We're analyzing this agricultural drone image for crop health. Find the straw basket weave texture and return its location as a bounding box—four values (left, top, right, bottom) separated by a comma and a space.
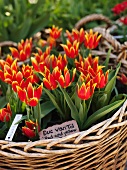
0, 99, 127, 170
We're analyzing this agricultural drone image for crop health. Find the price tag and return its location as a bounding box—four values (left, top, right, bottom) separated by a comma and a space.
5, 114, 22, 141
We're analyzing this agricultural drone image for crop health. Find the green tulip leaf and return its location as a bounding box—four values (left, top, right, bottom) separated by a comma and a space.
104, 63, 121, 105
59, 85, 80, 124
0, 96, 8, 109
84, 97, 125, 129
43, 88, 64, 118
109, 94, 126, 104
102, 48, 111, 72
40, 101, 55, 119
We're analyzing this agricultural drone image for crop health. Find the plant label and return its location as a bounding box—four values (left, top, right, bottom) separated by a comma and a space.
5, 114, 22, 141
39, 120, 79, 140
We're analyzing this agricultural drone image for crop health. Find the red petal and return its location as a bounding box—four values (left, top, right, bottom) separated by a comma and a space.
43, 78, 52, 90
58, 75, 65, 88
34, 84, 43, 99
6, 55, 13, 65
31, 57, 39, 72
12, 81, 19, 92
22, 127, 35, 138
49, 74, 57, 89
25, 120, 36, 130
28, 98, 38, 107
20, 51, 27, 61
25, 43, 31, 57
17, 86, 27, 102
27, 83, 34, 98
64, 71, 70, 87
99, 74, 105, 88
9, 47, 19, 58
16, 71, 23, 84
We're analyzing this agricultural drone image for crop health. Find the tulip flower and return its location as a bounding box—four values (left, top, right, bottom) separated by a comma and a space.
46, 25, 62, 48
112, 1, 127, 15
43, 66, 76, 90
22, 120, 40, 138
77, 79, 96, 100
84, 29, 101, 49
117, 73, 127, 85
0, 103, 12, 122
66, 28, 85, 44
43, 67, 60, 90
93, 70, 109, 89
31, 47, 51, 72
4, 59, 18, 85
75, 55, 104, 77
21, 64, 39, 84
45, 54, 67, 70
61, 40, 79, 58
58, 66, 76, 88
17, 82, 43, 107
49, 25, 62, 39
0, 56, 17, 82
9, 38, 32, 61
12, 72, 33, 93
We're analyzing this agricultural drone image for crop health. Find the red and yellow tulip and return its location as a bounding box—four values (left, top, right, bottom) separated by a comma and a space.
43, 66, 76, 90
77, 79, 96, 100
58, 66, 76, 88
117, 73, 127, 85
17, 82, 43, 107
31, 47, 51, 72
10, 38, 32, 61
66, 28, 85, 44
45, 54, 67, 71
0, 103, 12, 122
22, 120, 40, 138
61, 40, 79, 58
93, 70, 109, 89
21, 64, 39, 84
49, 25, 62, 39
43, 67, 60, 90
84, 29, 101, 49
4, 59, 18, 85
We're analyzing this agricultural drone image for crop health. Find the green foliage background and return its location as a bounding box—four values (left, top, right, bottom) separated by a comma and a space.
0, 0, 124, 42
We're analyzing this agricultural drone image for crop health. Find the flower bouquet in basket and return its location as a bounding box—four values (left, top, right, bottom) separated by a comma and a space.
0, 25, 127, 170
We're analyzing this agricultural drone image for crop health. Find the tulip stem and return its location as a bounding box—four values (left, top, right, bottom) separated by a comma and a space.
37, 102, 41, 127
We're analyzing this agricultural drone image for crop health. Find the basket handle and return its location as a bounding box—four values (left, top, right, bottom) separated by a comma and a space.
0, 41, 17, 48
75, 14, 112, 30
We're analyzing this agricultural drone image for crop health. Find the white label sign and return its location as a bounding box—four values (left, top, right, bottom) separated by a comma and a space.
39, 120, 79, 140
5, 114, 22, 141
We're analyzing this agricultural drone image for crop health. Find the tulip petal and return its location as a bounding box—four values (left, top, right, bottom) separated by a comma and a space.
22, 127, 35, 138
17, 86, 27, 102
34, 83, 43, 99
27, 83, 34, 98
28, 98, 38, 107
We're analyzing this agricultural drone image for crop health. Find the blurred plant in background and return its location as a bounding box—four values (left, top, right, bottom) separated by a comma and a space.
0, 0, 50, 42
44, 0, 123, 31
111, 0, 127, 43
0, 0, 124, 44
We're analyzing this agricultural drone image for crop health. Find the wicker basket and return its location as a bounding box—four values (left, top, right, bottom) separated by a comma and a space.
0, 99, 127, 170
